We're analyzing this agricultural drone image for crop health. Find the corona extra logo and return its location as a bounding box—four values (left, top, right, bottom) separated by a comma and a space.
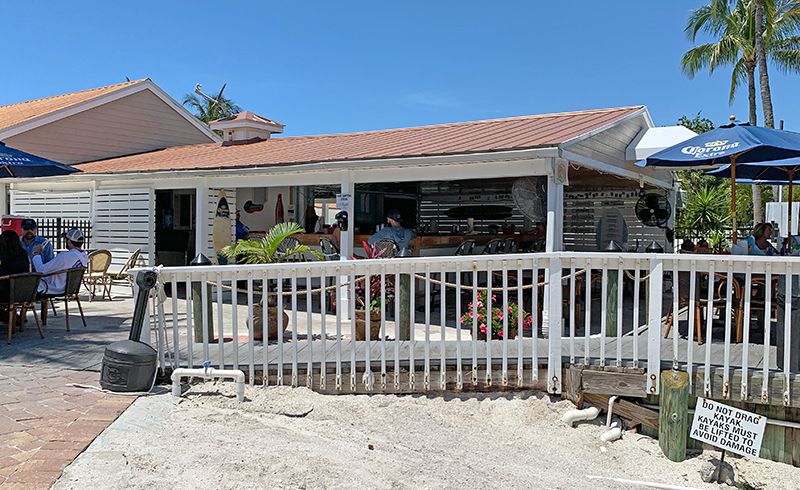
681, 140, 740, 158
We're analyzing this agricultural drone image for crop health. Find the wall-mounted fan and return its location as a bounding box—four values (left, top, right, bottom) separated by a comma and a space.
635, 192, 671, 228
511, 176, 547, 223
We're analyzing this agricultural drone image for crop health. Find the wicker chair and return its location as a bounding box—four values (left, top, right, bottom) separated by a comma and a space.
106, 249, 141, 298
3, 272, 43, 344
85, 250, 112, 300
40, 267, 87, 332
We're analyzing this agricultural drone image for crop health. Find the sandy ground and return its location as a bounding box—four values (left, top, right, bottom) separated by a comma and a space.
54, 382, 800, 490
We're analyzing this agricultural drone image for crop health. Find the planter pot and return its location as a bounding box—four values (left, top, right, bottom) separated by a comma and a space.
474, 327, 517, 341
249, 304, 290, 341
355, 308, 382, 341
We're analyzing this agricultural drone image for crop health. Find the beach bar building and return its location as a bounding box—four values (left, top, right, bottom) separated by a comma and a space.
9, 81, 800, 466
0, 80, 685, 268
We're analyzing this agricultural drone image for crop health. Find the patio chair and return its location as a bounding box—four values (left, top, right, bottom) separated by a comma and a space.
481, 238, 503, 255
663, 271, 742, 344
3, 272, 43, 344
502, 238, 517, 254
106, 249, 141, 298
40, 267, 87, 332
454, 239, 475, 256
84, 250, 112, 301
276, 236, 302, 261
319, 236, 340, 260
372, 239, 398, 258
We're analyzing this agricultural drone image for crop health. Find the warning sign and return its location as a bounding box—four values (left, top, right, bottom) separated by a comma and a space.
690, 397, 767, 460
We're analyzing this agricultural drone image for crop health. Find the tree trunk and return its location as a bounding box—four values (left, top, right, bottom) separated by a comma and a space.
753, 184, 763, 225
747, 65, 764, 224
747, 66, 757, 126
755, 0, 775, 129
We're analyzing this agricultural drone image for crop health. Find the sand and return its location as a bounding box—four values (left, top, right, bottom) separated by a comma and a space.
54, 381, 800, 490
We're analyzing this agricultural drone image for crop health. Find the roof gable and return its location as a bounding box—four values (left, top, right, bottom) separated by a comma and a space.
0, 80, 220, 164
75, 106, 647, 174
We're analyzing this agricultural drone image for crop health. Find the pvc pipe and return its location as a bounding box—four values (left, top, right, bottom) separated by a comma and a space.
171, 364, 245, 402
606, 395, 618, 427
600, 418, 622, 442
562, 406, 600, 426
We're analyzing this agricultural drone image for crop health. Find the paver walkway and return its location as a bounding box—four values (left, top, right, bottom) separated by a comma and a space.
0, 289, 139, 489
0, 367, 136, 489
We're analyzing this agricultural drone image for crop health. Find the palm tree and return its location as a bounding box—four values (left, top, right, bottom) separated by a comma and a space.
221, 222, 323, 264
681, 0, 800, 223
181, 85, 242, 125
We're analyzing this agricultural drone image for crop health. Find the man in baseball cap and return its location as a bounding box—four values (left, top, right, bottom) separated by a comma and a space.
367, 209, 416, 253
20, 218, 54, 264
32, 228, 88, 294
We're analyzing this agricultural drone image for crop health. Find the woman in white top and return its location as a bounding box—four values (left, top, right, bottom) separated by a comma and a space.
745, 222, 775, 255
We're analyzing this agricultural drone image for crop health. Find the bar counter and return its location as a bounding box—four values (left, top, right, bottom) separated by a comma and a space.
285, 233, 544, 250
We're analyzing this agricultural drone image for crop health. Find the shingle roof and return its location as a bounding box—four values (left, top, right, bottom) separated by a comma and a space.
75, 106, 645, 175
0, 80, 147, 132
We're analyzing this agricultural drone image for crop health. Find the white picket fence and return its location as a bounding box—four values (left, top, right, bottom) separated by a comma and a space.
143, 252, 799, 401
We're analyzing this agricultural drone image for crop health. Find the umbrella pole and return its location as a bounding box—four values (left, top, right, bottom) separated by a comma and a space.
789, 173, 794, 247
731, 158, 737, 244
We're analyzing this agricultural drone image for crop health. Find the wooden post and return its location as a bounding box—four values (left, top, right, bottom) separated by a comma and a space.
659, 370, 690, 462
606, 270, 618, 337
398, 273, 410, 340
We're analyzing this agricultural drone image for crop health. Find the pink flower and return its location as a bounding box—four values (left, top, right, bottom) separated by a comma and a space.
497, 312, 504, 320
507, 306, 513, 312
498, 329, 504, 337
479, 324, 487, 333
477, 301, 483, 308
492, 295, 497, 301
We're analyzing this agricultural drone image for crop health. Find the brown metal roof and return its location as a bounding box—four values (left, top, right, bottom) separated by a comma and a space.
75, 106, 645, 175
0, 80, 147, 133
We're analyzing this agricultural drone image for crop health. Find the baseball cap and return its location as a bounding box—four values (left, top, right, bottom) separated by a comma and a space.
386, 210, 403, 223
62, 228, 84, 243
20, 218, 37, 230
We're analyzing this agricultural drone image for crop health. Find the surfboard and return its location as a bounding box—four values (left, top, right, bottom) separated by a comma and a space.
212, 189, 231, 264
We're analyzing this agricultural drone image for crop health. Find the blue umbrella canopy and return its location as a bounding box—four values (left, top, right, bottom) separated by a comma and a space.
0, 142, 81, 177
705, 159, 800, 182
641, 121, 800, 242
640, 122, 800, 168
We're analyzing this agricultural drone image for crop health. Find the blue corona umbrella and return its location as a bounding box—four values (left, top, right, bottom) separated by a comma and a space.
0, 142, 81, 177
639, 120, 800, 241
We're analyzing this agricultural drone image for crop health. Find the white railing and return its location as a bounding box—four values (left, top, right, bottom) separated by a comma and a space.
143, 252, 799, 401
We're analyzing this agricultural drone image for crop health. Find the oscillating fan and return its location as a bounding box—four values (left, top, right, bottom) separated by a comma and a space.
635, 193, 671, 228
511, 176, 547, 223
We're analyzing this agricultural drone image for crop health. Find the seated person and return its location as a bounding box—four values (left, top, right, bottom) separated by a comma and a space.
0, 230, 32, 306
367, 210, 416, 253
32, 228, 89, 294
235, 210, 250, 241
744, 222, 775, 255
20, 218, 54, 264
331, 223, 341, 251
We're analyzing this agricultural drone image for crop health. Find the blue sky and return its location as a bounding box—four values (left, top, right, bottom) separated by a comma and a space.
3, 1, 799, 136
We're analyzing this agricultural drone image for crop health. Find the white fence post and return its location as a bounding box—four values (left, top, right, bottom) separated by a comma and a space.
547, 255, 562, 394
647, 257, 663, 395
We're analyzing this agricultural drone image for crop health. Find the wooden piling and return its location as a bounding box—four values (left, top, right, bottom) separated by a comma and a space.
659, 370, 690, 462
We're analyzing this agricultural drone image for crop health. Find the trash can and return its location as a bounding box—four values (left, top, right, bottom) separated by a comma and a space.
1, 215, 25, 235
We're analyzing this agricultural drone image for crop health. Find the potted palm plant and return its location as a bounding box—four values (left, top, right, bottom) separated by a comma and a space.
221, 222, 323, 340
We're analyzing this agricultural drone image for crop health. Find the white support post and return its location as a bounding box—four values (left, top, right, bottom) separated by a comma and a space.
195, 180, 208, 260
647, 258, 663, 395
547, 256, 563, 394
546, 171, 564, 252
339, 171, 355, 318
